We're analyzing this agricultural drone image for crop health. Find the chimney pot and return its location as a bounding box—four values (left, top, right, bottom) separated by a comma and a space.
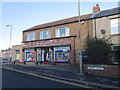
92, 4, 100, 14
96, 4, 99, 7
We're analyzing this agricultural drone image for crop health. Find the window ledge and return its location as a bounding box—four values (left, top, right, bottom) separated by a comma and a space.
22, 35, 76, 43
111, 34, 120, 36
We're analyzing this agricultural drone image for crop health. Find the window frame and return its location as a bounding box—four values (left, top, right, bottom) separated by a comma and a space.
55, 27, 69, 37
26, 32, 36, 41
110, 18, 120, 35
40, 30, 51, 40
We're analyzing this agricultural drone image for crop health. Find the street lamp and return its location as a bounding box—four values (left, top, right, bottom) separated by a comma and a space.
78, 0, 83, 75
6, 25, 12, 63
6, 25, 12, 49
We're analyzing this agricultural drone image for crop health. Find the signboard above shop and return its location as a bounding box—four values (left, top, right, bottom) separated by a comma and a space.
23, 38, 74, 48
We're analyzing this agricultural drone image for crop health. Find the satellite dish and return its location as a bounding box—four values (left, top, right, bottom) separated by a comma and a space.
101, 29, 106, 34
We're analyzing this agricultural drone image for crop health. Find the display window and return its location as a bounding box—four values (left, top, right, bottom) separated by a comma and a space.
15, 50, 20, 61
25, 49, 36, 61
26, 52, 36, 61
54, 47, 70, 62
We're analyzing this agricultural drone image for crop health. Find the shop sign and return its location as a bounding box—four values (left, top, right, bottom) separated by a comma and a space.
36, 40, 69, 45
25, 39, 71, 46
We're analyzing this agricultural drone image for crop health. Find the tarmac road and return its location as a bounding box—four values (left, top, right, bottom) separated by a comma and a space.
2, 68, 91, 89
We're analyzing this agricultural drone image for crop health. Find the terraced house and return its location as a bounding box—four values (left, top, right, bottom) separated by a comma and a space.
89, 6, 120, 64
22, 5, 120, 65
22, 13, 93, 65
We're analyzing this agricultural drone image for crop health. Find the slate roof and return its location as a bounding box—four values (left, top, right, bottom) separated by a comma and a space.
90, 7, 120, 19
23, 14, 92, 32
23, 7, 120, 32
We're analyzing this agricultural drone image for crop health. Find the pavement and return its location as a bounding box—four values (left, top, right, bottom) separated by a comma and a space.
2, 63, 120, 89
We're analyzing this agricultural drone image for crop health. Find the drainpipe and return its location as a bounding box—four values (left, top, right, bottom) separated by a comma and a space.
87, 20, 90, 39
94, 19, 97, 38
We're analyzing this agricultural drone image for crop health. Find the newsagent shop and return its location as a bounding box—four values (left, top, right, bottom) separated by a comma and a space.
22, 36, 76, 65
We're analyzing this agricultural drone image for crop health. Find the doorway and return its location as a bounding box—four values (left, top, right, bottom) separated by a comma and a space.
37, 48, 53, 64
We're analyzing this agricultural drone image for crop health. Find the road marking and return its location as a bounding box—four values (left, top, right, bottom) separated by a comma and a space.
2, 67, 101, 89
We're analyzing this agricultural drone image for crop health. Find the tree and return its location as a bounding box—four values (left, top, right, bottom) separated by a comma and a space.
84, 37, 112, 64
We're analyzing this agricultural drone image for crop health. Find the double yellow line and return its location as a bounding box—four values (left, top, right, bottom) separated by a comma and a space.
2, 67, 101, 89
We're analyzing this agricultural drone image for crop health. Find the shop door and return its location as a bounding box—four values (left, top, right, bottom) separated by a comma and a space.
37, 48, 53, 64
37, 49, 42, 62
44, 48, 49, 64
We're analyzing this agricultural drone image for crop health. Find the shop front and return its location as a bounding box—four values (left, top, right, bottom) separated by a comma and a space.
25, 49, 36, 62
54, 47, 70, 63
23, 36, 76, 65
37, 48, 53, 64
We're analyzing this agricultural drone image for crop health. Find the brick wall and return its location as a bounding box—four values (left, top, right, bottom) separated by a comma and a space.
84, 64, 120, 78
22, 19, 93, 65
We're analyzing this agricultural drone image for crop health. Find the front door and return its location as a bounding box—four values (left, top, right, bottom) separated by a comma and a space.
37, 49, 42, 62
37, 48, 53, 64
44, 48, 49, 62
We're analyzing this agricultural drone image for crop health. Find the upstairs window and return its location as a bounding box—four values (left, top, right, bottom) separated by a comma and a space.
40, 30, 50, 39
55, 27, 69, 37
26, 33, 36, 41
110, 18, 120, 35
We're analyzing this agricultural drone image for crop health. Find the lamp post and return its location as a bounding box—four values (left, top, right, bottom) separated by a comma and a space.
6, 25, 12, 49
78, 0, 83, 75
6, 25, 12, 63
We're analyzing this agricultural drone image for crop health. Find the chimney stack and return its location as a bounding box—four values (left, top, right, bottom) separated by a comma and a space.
92, 4, 100, 14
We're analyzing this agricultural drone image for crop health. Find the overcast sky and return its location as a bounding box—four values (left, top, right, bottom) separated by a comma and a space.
0, 0, 119, 50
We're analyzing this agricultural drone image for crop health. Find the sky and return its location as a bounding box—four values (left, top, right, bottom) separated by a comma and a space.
0, 0, 119, 51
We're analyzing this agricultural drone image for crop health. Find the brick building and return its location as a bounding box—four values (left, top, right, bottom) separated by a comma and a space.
12, 45, 23, 63
22, 4, 119, 65
22, 14, 93, 65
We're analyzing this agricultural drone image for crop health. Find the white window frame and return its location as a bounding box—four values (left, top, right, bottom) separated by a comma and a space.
55, 27, 69, 37
40, 30, 51, 39
26, 33, 36, 41
110, 18, 120, 35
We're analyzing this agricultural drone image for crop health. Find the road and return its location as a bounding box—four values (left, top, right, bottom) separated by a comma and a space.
2, 68, 90, 89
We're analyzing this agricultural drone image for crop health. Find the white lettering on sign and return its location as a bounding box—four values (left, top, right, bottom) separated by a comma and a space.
26, 40, 70, 46
87, 67, 104, 70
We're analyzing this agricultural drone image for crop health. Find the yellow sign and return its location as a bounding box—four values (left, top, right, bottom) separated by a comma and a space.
16, 54, 20, 60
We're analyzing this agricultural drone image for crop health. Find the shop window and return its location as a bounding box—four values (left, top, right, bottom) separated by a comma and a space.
26, 32, 36, 41
55, 27, 69, 37
15, 50, 20, 61
40, 30, 51, 39
54, 47, 70, 62
25, 49, 36, 61
56, 51, 63, 60
26, 52, 35, 61
110, 18, 120, 35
